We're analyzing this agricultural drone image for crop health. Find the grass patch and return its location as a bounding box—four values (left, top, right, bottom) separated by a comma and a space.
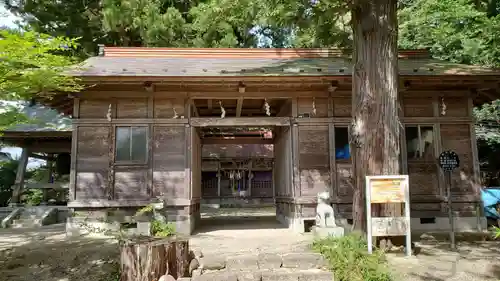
312, 233, 393, 281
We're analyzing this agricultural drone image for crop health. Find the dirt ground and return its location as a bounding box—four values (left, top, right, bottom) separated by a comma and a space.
388, 233, 500, 281
0, 224, 120, 281
0, 209, 499, 281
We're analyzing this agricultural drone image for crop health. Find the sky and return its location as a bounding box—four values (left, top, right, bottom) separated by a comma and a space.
0, 5, 18, 28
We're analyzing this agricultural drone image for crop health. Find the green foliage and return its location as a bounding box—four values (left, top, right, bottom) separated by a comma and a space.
22, 189, 43, 206
150, 220, 176, 237
399, 0, 500, 67
4, 0, 105, 57
135, 204, 176, 237
0, 30, 84, 130
312, 233, 393, 281
0, 158, 49, 206
0, 103, 30, 132
0, 158, 17, 206
474, 100, 500, 145
493, 226, 500, 239
136, 204, 154, 215
101, 0, 191, 47
0, 30, 83, 99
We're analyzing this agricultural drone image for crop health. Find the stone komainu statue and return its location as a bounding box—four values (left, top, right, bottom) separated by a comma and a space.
315, 191, 336, 227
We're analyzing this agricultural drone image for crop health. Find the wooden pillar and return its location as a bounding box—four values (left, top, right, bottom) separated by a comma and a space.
328, 124, 336, 200
41, 154, 54, 205
291, 123, 300, 197
248, 160, 253, 197
217, 162, 221, 197
10, 148, 30, 206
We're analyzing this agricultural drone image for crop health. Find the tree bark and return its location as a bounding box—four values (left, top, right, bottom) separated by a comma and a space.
350, 0, 402, 236
119, 237, 189, 281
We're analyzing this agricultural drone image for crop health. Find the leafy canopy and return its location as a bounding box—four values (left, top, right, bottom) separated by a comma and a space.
0, 30, 83, 130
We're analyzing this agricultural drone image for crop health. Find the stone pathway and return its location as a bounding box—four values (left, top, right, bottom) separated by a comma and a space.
185, 207, 334, 281
191, 207, 311, 257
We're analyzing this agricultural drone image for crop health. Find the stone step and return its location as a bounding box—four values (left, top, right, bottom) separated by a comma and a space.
18, 214, 39, 220
199, 252, 328, 271
11, 219, 41, 228
189, 252, 332, 281
190, 268, 334, 281
23, 207, 53, 216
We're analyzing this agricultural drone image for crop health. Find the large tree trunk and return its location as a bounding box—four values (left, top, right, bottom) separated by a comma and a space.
120, 237, 190, 281
350, 0, 402, 237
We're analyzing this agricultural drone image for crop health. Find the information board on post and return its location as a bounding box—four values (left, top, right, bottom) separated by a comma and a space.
438, 150, 460, 250
365, 175, 411, 256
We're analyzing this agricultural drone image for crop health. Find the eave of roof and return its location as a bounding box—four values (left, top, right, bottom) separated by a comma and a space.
67, 47, 500, 78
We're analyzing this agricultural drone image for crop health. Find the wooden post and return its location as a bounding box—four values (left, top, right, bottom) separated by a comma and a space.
328, 124, 337, 200
120, 237, 190, 281
42, 154, 54, 205
10, 148, 30, 206
217, 162, 221, 198
248, 160, 253, 197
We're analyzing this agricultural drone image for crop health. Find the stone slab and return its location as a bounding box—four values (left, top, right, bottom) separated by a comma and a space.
312, 226, 345, 238
281, 253, 326, 270
192, 270, 238, 281
200, 255, 226, 270
261, 269, 334, 281
226, 254, 259, 270
236, 270, 263, 281
298, 270, 334, 281
258, 253, 283, 269
261, 270, 301, 281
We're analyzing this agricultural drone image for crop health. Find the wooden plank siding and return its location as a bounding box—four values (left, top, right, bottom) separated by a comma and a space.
70, 87, 479, 219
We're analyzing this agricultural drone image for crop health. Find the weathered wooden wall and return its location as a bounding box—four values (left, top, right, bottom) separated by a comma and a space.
75, 126, 109, 200
152, 126, 186, 199
298, 125, 330, 197
71, 87, 479, 224
284, 93, 477, 221
72, 97, 190, 205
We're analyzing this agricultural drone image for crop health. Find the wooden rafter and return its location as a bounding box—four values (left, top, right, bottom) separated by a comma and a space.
236, 97, 244, 117
190, 99, 199, 117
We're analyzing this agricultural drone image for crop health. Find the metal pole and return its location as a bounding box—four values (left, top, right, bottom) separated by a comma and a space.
446, 171, 456, 250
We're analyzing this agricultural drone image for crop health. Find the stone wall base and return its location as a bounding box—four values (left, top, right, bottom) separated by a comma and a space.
66, 203, 201, 237
276, 201, 487, 234
410, 216, 487, 232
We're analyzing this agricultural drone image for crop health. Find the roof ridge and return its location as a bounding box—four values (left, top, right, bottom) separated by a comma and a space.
99, 46, 429, 59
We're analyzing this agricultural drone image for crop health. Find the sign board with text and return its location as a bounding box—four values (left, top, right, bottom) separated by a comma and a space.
369, 177, 406, 203
366, 175, 412, 256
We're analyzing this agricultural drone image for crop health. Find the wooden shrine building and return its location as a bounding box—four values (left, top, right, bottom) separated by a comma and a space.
30, 47, 500, 235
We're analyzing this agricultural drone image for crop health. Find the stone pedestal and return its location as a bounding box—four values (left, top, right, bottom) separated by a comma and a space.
312, 226, 345, 238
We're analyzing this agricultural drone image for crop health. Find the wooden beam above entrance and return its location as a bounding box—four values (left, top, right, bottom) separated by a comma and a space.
190, 117, 290, 127
202, 137, 274, 145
